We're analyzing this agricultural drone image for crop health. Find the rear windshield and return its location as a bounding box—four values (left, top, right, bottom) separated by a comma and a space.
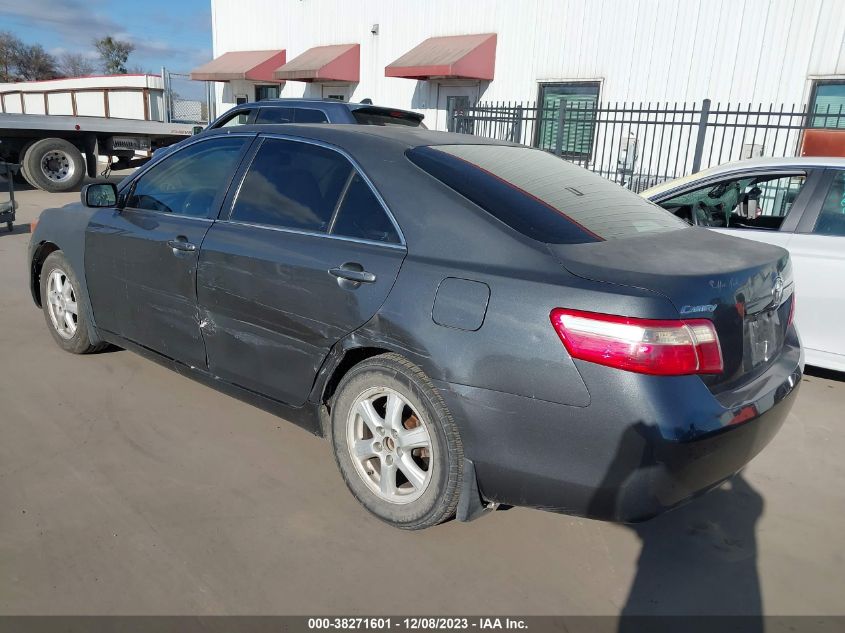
406, 144, 687, 243
352, 107, 425, 128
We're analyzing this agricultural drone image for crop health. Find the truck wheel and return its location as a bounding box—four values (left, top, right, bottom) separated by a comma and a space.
15, 140, 36, 184
23, 138, 86, 193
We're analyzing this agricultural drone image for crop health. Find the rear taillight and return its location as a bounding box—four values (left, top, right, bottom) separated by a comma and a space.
550, 308, 724, 376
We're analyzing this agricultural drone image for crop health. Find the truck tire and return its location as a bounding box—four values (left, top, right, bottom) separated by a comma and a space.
16, 140, 37, 184
22, 138, 86, 193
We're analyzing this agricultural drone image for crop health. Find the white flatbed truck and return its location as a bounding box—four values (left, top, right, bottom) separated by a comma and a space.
0, 75, 201, 192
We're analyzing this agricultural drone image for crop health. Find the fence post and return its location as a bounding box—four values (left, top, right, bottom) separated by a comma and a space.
691, 98, 711, 173
554, 102, 567, 156
161, 66, 171, 124
513, 105, 523, 143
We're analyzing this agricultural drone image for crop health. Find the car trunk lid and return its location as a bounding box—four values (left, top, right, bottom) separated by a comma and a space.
547, 227, 794, 388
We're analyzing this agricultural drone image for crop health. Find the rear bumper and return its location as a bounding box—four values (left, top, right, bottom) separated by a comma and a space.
436, 329, 802, 522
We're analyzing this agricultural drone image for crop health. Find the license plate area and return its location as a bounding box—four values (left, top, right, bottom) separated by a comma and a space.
745, 309, 783, 368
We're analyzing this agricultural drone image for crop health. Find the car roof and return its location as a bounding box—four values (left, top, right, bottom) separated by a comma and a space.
202, 123, 513, 150
642, 155, 845, 198
231, 98, 421, 117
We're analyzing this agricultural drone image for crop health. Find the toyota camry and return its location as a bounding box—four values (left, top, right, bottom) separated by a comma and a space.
28, 125, 802, 529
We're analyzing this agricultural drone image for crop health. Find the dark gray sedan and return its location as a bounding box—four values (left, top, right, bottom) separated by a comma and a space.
28, 125, 801, 529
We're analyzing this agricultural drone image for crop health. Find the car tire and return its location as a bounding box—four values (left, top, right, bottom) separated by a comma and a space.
40, 251, 106, 354
330, 353, 464, 530
22, 138, 86, 193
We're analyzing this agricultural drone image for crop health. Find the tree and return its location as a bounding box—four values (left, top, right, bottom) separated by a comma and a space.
14, 44, 58, 81
57, 52, 97, 78
94, 36, 134, 75
0, 31, 23, 82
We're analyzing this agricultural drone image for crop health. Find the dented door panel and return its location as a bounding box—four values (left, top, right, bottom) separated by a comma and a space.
85, 208, 212, 368
197, 222, 405, 406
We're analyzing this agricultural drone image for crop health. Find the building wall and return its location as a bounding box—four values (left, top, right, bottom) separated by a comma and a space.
210, 0, 845, 128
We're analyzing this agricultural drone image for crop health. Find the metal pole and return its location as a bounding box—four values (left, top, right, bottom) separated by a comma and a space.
691, 98, 711, 173
513, 105, 523, 143
207, 81, 215, 123
555, 101, 566, 156
161, 66, 171, 123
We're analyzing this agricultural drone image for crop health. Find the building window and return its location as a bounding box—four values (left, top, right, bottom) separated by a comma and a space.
255, 85, 280, 101
536, 82, 600, 157
809, 80, 845, 129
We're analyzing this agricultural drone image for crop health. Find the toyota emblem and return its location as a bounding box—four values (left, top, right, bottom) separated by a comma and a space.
772, 275, 785, 309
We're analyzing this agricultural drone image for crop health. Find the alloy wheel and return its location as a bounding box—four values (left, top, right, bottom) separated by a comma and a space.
346, 387, 434, 504
46, 269, 78, 340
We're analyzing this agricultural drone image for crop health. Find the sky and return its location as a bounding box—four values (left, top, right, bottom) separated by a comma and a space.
0, 0, 213, 75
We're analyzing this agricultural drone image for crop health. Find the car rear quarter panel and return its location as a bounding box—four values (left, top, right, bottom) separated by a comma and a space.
329, 145, 682, 407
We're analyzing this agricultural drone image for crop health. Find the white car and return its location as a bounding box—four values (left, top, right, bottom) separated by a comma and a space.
643, 157, 845, 372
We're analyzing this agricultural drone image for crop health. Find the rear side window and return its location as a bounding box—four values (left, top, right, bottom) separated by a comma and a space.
231, 138, 348, 231
255, 107, 293, 124
331, 173, 400, 244
352, 108, 424, 127
230, 138, 400, 244
294, 108, 328, 123
407, 145, 687, 243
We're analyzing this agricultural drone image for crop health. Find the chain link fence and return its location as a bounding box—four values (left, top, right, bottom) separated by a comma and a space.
162, 69, 213, 125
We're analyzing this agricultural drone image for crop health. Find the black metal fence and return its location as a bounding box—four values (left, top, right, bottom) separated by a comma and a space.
450, 100, 845, 192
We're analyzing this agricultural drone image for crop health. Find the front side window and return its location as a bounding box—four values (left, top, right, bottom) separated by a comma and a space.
407, 144, 686, 243
809, 81, 845, 129
660, 174, 807, 230
127, 136, 248, 217
813, 171, 845, 236
536, 82, 600, 157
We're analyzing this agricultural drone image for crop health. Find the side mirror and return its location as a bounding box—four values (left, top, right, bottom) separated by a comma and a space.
192, 125, 204, 135
81, 182, 118, 208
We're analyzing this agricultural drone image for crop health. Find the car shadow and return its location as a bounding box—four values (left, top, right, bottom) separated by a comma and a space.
0, 222, 32, 238
589, 423, 764, 630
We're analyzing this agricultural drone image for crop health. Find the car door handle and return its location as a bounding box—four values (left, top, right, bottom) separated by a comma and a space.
167, 238, 196, 252
329, 264, 376, 284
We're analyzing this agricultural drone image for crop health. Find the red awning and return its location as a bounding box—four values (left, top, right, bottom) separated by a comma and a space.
273, 44, 360, 83
385, 34, 497, 81
190, 50, 286, 82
